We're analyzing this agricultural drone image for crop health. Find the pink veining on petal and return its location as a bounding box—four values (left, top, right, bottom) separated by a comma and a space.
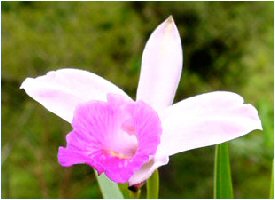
57, 94, 162, 183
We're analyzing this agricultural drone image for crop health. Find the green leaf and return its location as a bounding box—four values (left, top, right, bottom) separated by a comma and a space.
146, 169, 159, 199
214, 143, 234, 199
95, 171, 124, 199
270, 160, 274, 199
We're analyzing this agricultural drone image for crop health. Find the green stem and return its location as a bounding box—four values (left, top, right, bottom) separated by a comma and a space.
118, 184, 130, 199
129, 190, 141, 199
270, 160, 274, 199
214, 143, 234, 199
146, 169, 159, 199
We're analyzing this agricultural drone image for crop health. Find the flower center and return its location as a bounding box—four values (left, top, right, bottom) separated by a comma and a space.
106, 126, 138, 160
109, 151, 132, 159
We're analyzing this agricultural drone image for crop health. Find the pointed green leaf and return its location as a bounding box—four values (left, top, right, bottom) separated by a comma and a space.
146, 169, 159, 199
214, 143, 234, 199
95, 171, 124, 199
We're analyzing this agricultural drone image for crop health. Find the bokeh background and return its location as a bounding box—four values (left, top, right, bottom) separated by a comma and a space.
2, 1, 274, 198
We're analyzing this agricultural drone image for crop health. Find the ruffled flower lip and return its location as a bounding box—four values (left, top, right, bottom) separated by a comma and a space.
58, 94, 162, 183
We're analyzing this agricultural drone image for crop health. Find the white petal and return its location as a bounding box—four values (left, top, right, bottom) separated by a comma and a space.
20, 68, 130, 123
136, 16, 183, 111
157, 91, 262, 157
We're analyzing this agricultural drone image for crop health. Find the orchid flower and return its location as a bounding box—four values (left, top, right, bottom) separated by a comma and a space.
20, 16, 262, 186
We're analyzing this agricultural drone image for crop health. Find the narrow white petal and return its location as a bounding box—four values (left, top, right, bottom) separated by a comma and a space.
20, 68, 130, 122
157, 91, 262, 157
136, 16, 183, 111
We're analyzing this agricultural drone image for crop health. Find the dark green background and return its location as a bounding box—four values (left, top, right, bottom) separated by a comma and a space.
2, 1, 274, 198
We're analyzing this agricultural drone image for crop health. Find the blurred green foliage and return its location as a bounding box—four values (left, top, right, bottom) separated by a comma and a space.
2, 1, 273, 198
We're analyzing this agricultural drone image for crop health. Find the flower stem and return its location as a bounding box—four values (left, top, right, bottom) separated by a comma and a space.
129, 190, 141, 199
270, 160, 274, 199
146, 169, 159, 199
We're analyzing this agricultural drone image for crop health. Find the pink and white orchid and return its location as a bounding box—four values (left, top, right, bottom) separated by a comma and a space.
20, 16, 262, 186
